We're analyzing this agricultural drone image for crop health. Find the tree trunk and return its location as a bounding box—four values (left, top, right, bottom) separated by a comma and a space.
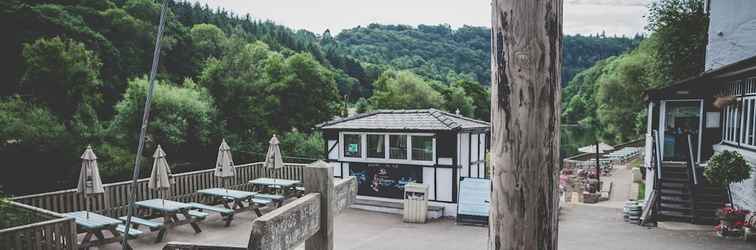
489, 0, 562, 249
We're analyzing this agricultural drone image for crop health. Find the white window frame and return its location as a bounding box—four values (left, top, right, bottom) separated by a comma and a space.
340, 133, 364, 160
339, 131, 436, 166
365, 133, 388, 159
722, 96, 756, 150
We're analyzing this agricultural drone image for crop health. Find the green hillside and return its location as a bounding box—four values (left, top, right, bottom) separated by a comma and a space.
334, 24, 643, 86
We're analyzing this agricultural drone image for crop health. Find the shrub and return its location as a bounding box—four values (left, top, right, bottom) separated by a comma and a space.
704, 150, 751, 187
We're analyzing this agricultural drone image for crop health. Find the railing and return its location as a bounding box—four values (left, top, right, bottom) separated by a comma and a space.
685, 133, 698, 223
0, 201, 77, 249
11, 162, 307, 217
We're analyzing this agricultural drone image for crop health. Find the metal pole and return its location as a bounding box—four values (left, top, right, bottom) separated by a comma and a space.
122, 0, 168, 248
596, 141, 600, 193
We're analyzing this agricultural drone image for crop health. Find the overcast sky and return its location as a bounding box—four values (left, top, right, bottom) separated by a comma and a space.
192, 0, 650, 36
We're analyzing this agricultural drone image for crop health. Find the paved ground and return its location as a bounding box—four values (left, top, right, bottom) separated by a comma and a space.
99, 205, 754, 250
96, 166, 753, 250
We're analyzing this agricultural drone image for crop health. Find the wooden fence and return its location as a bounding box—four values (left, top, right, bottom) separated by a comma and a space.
11, 162, 307, 217
0, 201, 77, 250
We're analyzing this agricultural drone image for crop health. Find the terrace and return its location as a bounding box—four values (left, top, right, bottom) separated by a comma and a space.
1, 161, 357, 249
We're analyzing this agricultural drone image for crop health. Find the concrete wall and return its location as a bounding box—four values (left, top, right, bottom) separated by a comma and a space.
705, 0, 756, 71
712, 144, 756, 211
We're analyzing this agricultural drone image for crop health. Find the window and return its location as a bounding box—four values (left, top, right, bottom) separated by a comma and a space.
722, 96, 756, 148
367, 134, 385, 158
343, 134, 361, 158
411, 136, 434, 161
389, 135, 407, 159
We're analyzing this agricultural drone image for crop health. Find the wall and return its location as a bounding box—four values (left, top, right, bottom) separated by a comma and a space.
713, 144, 756, 211
705, 0, 756, 71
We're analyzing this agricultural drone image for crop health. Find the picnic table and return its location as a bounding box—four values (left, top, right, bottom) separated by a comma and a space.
196, 188, 268, 216
65, 211, 135, 249
249, 178, 301, 197
134, 199, 203, 242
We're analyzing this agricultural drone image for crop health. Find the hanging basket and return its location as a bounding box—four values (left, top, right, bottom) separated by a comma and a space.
713, 96, 737, 109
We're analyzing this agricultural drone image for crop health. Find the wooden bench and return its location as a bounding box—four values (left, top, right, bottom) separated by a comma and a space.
190, 203, 235, 227
115, 224, 144, 238
254, 194, 285, 207
188, 210, 209, 220
119, 216, 167, 243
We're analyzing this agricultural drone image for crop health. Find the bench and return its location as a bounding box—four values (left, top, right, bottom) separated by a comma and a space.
119, 216, 164, 231
188, 210, 209, 220
190, 203, 234, 226
254, 194, 285, 206
119, 216, 166, 243
115, 224, 144, 238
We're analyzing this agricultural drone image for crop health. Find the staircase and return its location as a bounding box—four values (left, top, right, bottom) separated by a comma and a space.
657, 161, 728, 225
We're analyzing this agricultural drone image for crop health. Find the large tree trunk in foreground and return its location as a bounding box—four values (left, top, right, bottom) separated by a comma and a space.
489, 0, 562, 249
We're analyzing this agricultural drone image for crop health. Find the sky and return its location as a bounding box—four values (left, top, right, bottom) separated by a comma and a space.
192, 0, 650, 37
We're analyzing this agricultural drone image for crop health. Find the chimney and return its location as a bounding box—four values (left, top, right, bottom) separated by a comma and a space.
455, 109, 461, 115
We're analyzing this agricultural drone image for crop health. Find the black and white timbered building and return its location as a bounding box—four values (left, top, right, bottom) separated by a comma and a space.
316, 109, 489, 208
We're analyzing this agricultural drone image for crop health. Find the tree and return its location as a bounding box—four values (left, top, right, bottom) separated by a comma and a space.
369, 70, 445, 110
20, 37, 103, 122
190, 23, 227, 68
646, 0, 709, 82
490, 0, 561, 249
437, 83, 474, 117
110, 77, 220, 164
278, 131, 325, 160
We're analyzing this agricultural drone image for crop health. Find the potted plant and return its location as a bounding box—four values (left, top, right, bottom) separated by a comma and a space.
704, 150, 751, 202
705, 150, 752, 237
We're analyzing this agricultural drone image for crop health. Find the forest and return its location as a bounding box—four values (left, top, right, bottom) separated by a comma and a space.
0, 0, 703, 195
562, 0, 708, 149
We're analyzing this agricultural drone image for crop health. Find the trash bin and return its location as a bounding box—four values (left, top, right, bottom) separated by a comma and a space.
403, 182, 428, 223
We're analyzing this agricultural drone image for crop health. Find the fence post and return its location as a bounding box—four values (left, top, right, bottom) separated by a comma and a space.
304, 161, 334, 250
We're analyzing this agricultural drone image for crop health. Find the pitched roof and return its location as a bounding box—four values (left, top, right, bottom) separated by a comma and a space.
317, 109, 489, 131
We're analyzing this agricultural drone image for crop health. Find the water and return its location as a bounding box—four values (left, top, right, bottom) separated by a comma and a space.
561, 126, 598, 159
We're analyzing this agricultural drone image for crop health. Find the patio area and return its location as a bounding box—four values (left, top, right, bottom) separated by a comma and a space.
88, 204, 754, 250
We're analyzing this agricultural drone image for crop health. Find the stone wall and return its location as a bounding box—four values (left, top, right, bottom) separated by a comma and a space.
248, 194, 321, 250
705, 0, 756, 70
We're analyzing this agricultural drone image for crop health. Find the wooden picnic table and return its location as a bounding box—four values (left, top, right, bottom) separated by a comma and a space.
134, 199, 203, 242
196, 188, 268, 216
64, 211, 132, 249
249, 178, 302, 198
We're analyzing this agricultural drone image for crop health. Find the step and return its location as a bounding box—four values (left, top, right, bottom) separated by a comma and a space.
660, 189, 691, 196
661, 178, 690, 183
660, 203, 692, 212
660, 182, 688, 189
659, 210, 693, 218
660, 196, 691, 204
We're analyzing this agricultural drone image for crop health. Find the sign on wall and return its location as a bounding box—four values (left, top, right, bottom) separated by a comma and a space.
349, 163, 423, 199
706, 112, 720, 128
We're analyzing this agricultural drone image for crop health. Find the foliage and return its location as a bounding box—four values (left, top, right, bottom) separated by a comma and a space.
646, 0, 709, 82
354, 97, 372, 114
20, 37, 103, 121
369, 70, 445, 110
0, 195, 42, 230
704, 151, 752, 187
278, 131, 325, 160
110, 77, 220, 165
336, 23, 642, 86
0, 97, 67, 148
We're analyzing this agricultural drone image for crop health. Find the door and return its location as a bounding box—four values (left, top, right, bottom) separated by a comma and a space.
659, 100, 703, 162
